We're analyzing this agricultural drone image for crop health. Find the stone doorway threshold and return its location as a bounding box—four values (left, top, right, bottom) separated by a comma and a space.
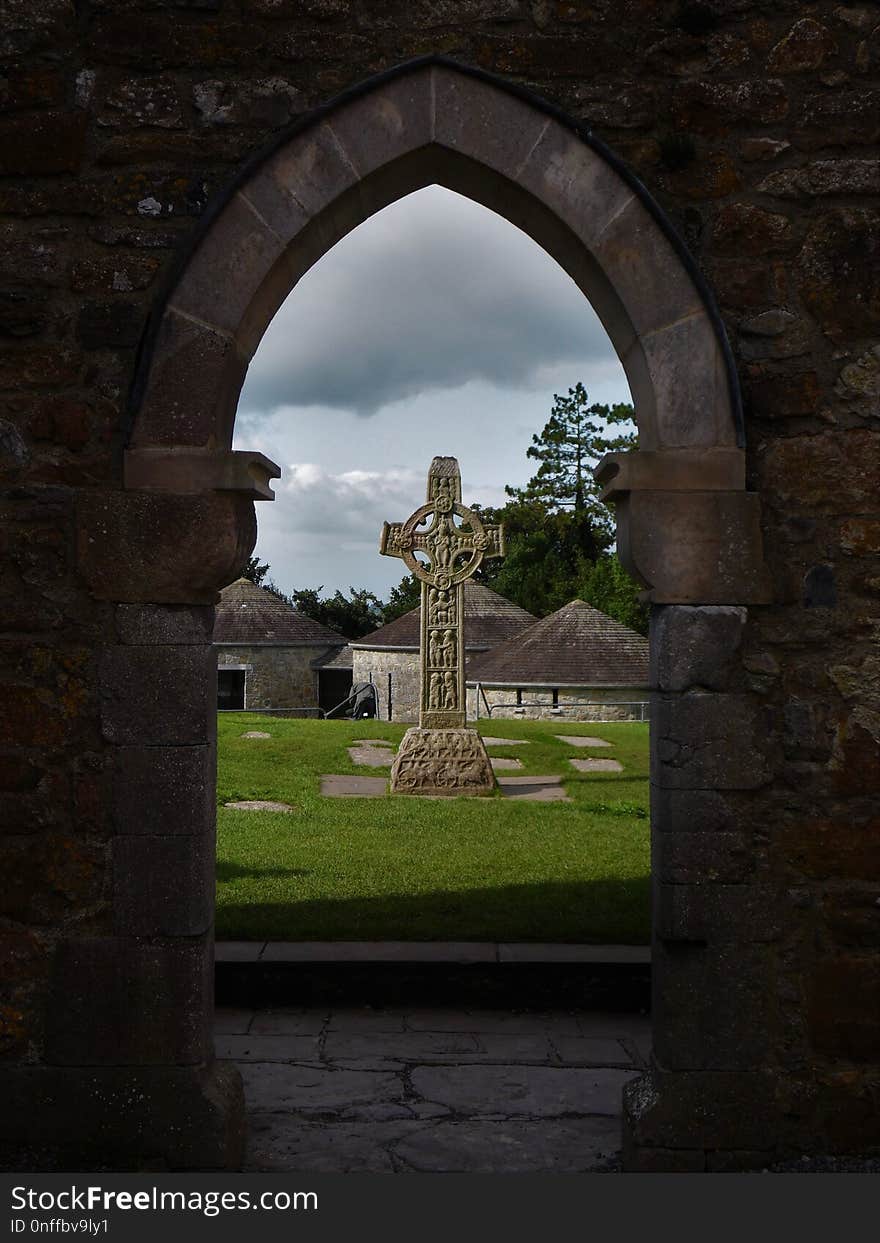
216, 1002, 649, 1172
215, 944, 652, 1012
217, 941, 650, 964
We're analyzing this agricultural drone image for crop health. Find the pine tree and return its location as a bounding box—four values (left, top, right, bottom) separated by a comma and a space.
505, 382, 635, 528
242, 554, 270, 585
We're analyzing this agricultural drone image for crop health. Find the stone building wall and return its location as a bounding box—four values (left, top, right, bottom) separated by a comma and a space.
217, 645, 324, 712
351, 649, 419, 722
0, 0, 878, 1172
468, 684, 649, 722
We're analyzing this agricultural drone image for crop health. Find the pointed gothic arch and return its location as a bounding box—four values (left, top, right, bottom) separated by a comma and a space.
124, 57, 769, 606
84, 58, 774, 1170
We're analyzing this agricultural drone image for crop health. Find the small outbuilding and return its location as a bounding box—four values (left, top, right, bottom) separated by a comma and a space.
466, 598, 649, 721
350, 582, 537, 722
214, 578, 351, 715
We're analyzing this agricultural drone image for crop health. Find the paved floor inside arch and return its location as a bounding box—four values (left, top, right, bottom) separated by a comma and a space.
215, 1006, 648, 1172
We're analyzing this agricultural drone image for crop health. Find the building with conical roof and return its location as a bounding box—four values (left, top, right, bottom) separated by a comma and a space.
214, 578, 351, 714
466, 598, 649, 721
350, 582, 537, 722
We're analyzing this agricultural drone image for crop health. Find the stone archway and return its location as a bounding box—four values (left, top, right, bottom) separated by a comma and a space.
88, 57, 771, 1170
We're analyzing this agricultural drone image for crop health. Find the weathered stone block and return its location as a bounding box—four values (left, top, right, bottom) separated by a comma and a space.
759, 430, 880, 514
594, 195, 703, 340
823, 888, 880, 949
327, 67, 432, 179
0, 112, 87, 176
655, 831, 752, 884
767, 18, 836, 74
809, 957, 880, 1061
780, 815, 879, 885
623, 1067, 782, 1151
169, 192, 290, 340
112, 745, 212, 836
0, 1062, 244, 1171
798, 210, 880, 340
657, 883, 782, 944
746, 369, 821, 419
116, 603, 215, 645
46, 938, 212, 1066
433, 66, 559, 197
616, 491, 773, 605
710, 203, 794, 256
132, 308, 247, 448
651, 786, 739, 835
650, 605, 746, 692
0, 834, 103, 924
652, 693, 774, 789
76, 301, 143, 349
630, 313, 733, 451
77, 490, 256, 603
113, 834, 214, 937
99, 645, 215, 745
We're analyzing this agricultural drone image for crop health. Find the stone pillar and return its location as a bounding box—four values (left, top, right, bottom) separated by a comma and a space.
622, 605, 788, 1172
1, 604, 244, 1171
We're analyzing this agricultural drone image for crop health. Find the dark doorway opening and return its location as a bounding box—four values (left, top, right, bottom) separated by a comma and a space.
318, 668, 353, 715
218, 668, 246, 711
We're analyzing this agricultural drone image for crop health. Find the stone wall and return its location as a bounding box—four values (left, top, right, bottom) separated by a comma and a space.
351, 649, 419, 722
0, 0, 877, 1172
468, 684, 649, 721
217, 644, 324, 712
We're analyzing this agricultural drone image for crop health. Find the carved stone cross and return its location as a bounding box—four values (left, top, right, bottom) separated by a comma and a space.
380, 456, 505, 730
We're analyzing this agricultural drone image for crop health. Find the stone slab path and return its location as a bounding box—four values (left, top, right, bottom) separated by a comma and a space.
496, 775, 570, 801
489, 756, 523, 771
321, 774, 571, 800
225, 800, 296, 813
321, 774, 388, 797
482, 737, 530, 746
347, 745, 394, 768
568, 758, 623, 773
555, 735, 612, 748
216, 941, 651, 964
215, 1004, 648, 1172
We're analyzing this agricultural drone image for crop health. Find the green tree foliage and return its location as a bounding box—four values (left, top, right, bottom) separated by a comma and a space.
241, 554, 270, 585
577, 553, 648, 635
474, 498, 609, 618
505, 381, 635, 532
289, 585, 385, 640
382, 572, 421, 624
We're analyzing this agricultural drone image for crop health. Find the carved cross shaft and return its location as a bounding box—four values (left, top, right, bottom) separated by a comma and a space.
380, 457, 505, 729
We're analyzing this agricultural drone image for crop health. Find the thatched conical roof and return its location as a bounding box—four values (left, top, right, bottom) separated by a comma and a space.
350, 582, 537, 652
466, 599, 649, 687
214, 578, 348, 645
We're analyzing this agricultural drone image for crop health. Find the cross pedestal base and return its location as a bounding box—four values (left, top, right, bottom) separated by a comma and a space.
390, 728, 496, 797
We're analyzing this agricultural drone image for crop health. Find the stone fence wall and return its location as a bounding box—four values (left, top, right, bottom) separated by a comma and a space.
468, 684, 649, 722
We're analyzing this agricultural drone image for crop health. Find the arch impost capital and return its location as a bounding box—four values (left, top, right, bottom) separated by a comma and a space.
595, 448, 745, 503
124, 448, 281, 501
597, 450, 772, 606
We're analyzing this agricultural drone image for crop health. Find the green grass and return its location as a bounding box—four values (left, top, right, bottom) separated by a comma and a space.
215, 714, 650, 944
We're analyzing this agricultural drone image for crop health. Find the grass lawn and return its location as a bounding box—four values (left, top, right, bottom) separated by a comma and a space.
215, 714, 650, 944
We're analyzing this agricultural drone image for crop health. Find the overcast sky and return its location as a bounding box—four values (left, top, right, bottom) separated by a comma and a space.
234, 186, 631, 599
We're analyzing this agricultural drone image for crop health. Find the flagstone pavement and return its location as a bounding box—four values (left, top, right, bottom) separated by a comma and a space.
215, 1005, 649, 1172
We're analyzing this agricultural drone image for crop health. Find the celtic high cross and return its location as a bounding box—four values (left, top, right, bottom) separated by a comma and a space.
380, 457, 505, 729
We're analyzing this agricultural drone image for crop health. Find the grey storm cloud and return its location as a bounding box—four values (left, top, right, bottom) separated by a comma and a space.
238, 186, 618, 417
